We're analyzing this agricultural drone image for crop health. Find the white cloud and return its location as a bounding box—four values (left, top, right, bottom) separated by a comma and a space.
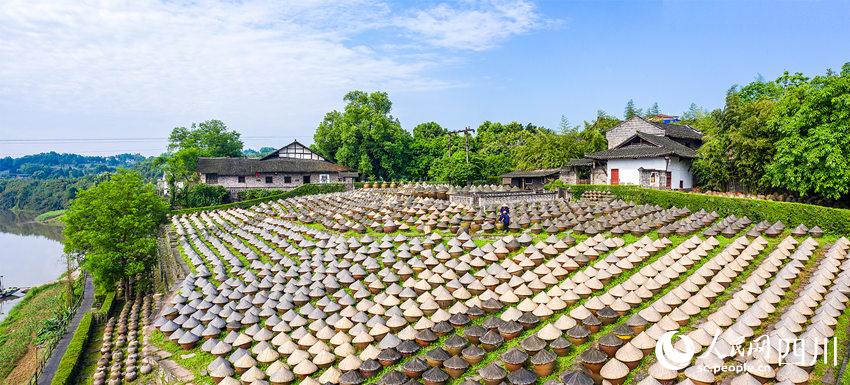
393, 0, 544, 51
0, 0, 546, 134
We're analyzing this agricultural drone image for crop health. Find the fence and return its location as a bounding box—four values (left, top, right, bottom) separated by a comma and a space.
27, 274, 87, 385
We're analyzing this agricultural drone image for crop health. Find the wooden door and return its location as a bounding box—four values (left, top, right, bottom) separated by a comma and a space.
666, 172, 672, 189
611, 169, 619, 185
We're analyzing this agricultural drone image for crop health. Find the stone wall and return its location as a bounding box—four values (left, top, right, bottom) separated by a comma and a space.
479, 192, 556, 207
204, 172, 355, 190
450, 191, 557, 208
560, 166, 608, 185
605, 117, 664, 149
448, 195, 475, 206
560, 169, 577, 185
591, 166, 608, 184
638, 169, 670, 189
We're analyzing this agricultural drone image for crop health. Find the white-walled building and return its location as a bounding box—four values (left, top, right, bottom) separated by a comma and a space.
197, 141, 358, 195
561, 116, 702, 190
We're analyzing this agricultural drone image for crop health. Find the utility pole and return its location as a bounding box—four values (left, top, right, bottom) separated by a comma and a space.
447, 127, 475, 163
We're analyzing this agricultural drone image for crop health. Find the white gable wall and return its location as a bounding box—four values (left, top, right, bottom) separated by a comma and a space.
605, 157, 694, 189
607, 158, 665, 185
669, 157, 694, 189
278, 142, 325, 161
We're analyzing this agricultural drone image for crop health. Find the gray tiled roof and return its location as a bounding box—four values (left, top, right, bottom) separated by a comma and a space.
197, 157, 351, 175
500, 168, 561, 178
563, 158, 594, 167
586, 132, 697, 160
648, 121, 703, 140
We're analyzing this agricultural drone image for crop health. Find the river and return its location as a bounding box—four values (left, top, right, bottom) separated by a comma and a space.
0, 211, 65, 322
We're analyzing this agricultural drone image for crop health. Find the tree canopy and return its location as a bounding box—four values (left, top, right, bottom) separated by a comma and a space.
313, 91, 412, 180
693, 63, 850, 201
63, 170, 168, 297
766, 65, 850, 199
168, 120, 243, 158
161, 119, 244, 206
312, 91, 612, 184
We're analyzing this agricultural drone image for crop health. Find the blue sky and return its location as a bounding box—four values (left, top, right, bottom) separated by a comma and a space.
1, 0, 848, 156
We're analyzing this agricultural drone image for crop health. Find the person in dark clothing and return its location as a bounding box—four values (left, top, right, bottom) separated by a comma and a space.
498, 205, 511, 230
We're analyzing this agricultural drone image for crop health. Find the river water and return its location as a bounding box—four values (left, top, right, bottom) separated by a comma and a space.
0, 211, 65, 322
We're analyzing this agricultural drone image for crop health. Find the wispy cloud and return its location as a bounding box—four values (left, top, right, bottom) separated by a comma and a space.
393, 0, 545, 51
0, 0, 548, 128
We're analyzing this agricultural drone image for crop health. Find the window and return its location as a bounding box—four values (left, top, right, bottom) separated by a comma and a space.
649, 172, 657, 186
680, 180, 684, 189
284, 176, 292, 183
320, 174, 330, 183
303, 175, 311, 184
238, 176, 245, 183
206, 173, 218, 184
265, 176, 273, 184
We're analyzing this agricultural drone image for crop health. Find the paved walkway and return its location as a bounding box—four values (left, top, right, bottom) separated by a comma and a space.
37, 274, 94, 385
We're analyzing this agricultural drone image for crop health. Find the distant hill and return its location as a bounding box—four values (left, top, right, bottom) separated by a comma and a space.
0, 152, 146, 179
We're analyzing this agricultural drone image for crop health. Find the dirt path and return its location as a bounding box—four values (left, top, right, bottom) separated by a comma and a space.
36, 274, 93, 385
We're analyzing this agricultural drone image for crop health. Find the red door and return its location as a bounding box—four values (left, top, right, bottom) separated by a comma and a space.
611, 169, 619, 185
666, 172, 672, 189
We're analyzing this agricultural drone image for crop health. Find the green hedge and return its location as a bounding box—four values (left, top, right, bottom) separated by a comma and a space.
566, 185, 850, 234
50, 312, 93, 385
97, 292, 115, 317
181, 184, 229, 208
172, 183, 347, 215
237, 188, 286, 201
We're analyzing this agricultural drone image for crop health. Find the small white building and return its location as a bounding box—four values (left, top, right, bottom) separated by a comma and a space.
563, 116, 702, 190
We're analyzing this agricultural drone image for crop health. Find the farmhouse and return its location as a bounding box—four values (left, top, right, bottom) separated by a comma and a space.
500, 168, 561, 189
586, 116, 702, 189
196, 141, 357, 194
503, 116, 703, 190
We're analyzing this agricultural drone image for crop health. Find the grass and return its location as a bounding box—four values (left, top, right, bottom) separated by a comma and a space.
438, 232, 694, 385
149, 329, 216, 385
71, 318, 106, 385
155, 194, 850, 385
35, 209, 66, 223
540, 233, 739, 383
0, 281, 73, 383
621, 232, 790, 384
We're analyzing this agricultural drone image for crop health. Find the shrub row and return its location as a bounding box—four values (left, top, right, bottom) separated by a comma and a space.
236, 188, 287, 201
98, 292, 115, 317
181, 184, 229, 208
50, 312, 94, 385
171, 183, 347, 215
566, 185, 850, 234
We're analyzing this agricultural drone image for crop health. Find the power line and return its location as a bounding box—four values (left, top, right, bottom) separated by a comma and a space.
0, 135, 314, 144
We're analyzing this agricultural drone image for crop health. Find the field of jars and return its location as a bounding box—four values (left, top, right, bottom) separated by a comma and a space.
149, 188, 848, 385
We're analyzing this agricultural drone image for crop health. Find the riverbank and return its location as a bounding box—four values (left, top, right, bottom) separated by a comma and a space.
34, 210, 66, 224
0, 278, 81, 384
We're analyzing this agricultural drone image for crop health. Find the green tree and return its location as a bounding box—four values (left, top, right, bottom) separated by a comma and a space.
167, 120, 243, 157
63, 170, 168, 298
408, 122, 448, 180
691, 109, 728, 190
313, 91, 412, 180
163, 120, 243, 205
766, 64, 850, 199
511, 126, 608, 170
583, 110, 621, 133
624, 100, 640, 119
646, 102, 660, 116
429, 151, 483, 185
